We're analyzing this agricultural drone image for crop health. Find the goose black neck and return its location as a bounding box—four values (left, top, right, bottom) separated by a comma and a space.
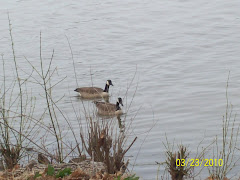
115, 102, 121, 111
103, 84, 109, 92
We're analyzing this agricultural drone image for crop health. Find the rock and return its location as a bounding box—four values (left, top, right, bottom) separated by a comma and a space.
38, 153, 50, 165
69, 155, 87, 163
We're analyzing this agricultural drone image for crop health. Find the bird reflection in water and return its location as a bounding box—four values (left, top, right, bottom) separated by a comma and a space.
117, 115, 125, 132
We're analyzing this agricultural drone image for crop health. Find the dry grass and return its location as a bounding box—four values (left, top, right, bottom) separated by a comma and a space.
163, 142, 192, 180
80, 116, 137, 174
207, 73, 240, 179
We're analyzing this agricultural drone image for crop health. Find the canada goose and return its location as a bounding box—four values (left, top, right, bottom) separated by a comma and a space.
74, 80, 113, 98
94, 97, 123, 116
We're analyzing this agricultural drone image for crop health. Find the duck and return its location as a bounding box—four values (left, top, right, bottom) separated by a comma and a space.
94, 97, 123, 116
74, 80, 113, 98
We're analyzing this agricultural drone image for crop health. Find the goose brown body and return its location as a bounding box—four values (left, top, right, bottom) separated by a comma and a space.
74, 80, 113, 98
74, 87, 108, 98
94, 98, 123, 116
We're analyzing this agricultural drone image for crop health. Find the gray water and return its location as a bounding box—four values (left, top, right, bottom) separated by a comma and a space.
1, 0, 240, 179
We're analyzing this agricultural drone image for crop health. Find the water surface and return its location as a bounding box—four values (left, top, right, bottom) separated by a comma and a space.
1, 0, 240, 179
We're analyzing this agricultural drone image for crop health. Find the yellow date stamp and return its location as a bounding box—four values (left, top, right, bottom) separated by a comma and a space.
176, 159, 223, 167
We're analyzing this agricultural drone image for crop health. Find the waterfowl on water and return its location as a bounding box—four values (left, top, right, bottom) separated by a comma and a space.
74, 80, 113, 98
94, 97, 123, 116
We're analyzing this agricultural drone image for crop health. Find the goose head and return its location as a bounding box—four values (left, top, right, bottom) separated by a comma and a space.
106, 80, 113, 86
117, 97, 123, 106
115, 97, 123, 113
103, 80, 114, 93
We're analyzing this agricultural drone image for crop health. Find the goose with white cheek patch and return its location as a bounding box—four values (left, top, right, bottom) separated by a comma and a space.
74, 80, 113, 98
94, 97, 123, 116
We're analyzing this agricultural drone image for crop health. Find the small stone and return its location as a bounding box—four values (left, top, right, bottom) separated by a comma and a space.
38, 153, 50, 165
68, 155, 87, 163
